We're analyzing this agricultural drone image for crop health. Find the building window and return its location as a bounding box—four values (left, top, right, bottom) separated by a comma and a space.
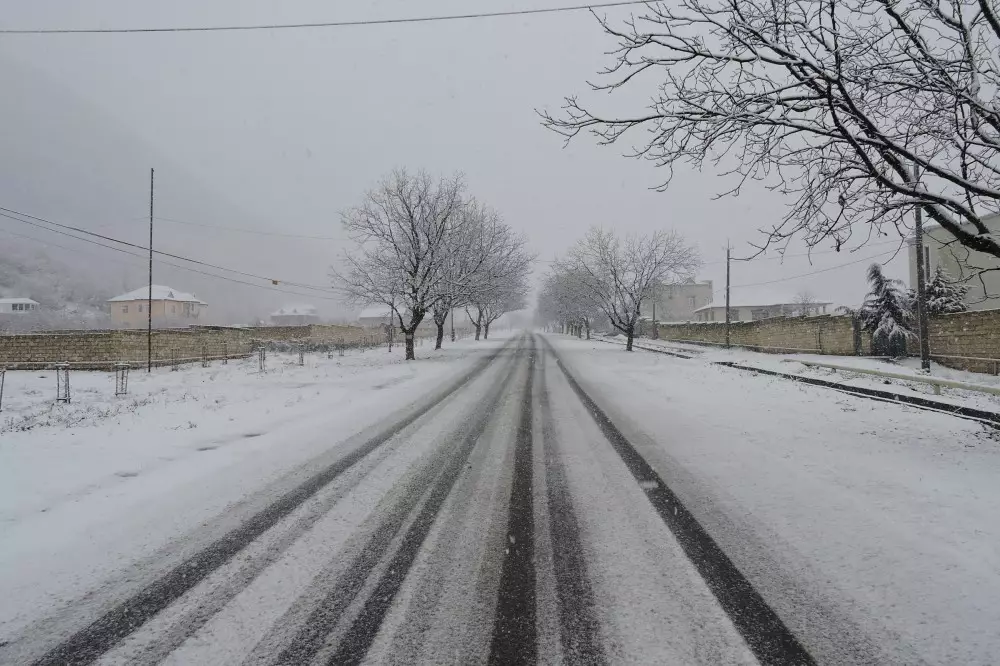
122, 305, 128, 313
171, 304, 176, 314
138, 304, 144, 313
688, 296, 697, 308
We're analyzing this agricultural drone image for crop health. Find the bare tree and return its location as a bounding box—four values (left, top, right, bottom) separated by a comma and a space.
561, 227, 699, 351
541, 0, 1000, 266
537, 265, 603, 339
792, 290, 818, 317
462, 210, 533, 341
335, 169, 464, 360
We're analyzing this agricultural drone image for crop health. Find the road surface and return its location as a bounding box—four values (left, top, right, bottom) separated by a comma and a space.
2, 333, 997, 665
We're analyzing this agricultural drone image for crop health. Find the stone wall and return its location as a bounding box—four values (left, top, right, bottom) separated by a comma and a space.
0, 324, 372, 369
655, 310, 1000, 372
927, 310, 1000, 373
655, 314, 866, 355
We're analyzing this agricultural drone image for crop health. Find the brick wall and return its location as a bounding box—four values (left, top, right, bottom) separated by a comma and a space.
0, 324, 371, 369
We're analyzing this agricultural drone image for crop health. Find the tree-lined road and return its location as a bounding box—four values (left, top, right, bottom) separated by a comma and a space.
3, 334, 997, 665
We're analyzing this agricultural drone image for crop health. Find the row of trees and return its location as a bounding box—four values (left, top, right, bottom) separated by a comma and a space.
335, 169, 532, 360
847, 264, 969, 355
542, 0, 1000, 274
537, 227, 699, 351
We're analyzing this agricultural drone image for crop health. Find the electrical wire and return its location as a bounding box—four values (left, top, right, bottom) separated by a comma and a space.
0, 1, 651, 34
0, 211, 345, 301
151, 215, 344, 241
0, 206, 337, 293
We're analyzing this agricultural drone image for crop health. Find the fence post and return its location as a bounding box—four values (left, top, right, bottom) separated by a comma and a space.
258, 345, 266, 373
223, 341, 228, 365
0, 368, 5, 413
114, 363, 130, 396
298, 345, 305, 366
55, 363, 71, 404
202, 344, 209, 368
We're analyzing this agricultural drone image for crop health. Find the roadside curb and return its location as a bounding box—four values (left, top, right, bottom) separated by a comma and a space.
715, 361, 1000, 429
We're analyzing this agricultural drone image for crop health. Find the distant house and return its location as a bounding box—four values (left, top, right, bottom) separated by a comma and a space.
693, 298, 831, 322
108, 285, 207, 328
357, 305, 436, 333
0, 297, 40, 315
640, 279, 714, 322
909, 214, 1000, 310
270, 304, 320, 326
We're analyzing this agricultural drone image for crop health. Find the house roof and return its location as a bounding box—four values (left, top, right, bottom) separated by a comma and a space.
271, 303, 318, 317
0, 297, 40, 305
357, 305, 393, 320
693, 299, 832, 312
108, 285, 207, 304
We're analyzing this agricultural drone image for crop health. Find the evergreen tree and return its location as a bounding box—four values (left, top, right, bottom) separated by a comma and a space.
924, 266, 969, 315
859, 263, 913, 355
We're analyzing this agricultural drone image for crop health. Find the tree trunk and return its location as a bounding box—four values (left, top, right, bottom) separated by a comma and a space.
484, 322, 490, 339
585, 321, 591, 340
405, 332, 415, 360
435, 322, 445, 350
474, 323, 482, 340
577, 324, 582, 339
626, 327, 634, 351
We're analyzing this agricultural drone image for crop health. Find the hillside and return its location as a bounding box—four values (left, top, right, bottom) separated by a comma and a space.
0, 242, 111, 331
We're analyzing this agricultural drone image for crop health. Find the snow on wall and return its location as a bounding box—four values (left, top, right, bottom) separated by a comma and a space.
0, 324, 371, 369
652, 314, 864, 355
652, 309, 1000, 372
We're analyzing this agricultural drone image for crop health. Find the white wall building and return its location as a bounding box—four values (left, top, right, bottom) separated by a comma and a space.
0, 297, 40, 314
909, 214, 1000, 310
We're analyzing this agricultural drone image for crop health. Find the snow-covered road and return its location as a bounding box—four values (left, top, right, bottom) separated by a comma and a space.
2, 333, 997, 664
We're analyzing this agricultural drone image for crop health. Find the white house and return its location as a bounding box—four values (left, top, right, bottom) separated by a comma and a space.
107, 285, 207, 328
0, 297, 40, 314
692, 298, 831, 322
909, 214, 1000, 310
357, 305, 436, 333
270, 304, 319, 326
640, 279, 714, 322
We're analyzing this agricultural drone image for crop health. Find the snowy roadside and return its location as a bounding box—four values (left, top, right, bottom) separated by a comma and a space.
595, 333, 1000, 412
0, 334, 511, 640
546, 334, 1000, 665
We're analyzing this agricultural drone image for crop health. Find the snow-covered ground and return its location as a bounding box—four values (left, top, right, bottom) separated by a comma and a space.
0, 336, 510, 642
549, 334, 1000, 665
598, 333, 1000, 412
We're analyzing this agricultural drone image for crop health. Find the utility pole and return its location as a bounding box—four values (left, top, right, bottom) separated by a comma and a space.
725, 242, 732, 349
912, 164, 931, 371
147, 168, 154, 373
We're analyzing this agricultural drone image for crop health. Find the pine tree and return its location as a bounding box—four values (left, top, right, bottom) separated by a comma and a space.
859, 263, 913, 355
925, 265, 969, 315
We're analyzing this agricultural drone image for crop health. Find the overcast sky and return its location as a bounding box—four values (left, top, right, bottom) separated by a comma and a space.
0, 0, 911, 322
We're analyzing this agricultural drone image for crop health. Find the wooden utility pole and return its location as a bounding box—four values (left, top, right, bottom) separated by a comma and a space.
147, 168, 154, 373
725, 242, 732, 349
912, 164, 931, 370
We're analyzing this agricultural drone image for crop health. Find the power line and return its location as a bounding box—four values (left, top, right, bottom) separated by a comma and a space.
146, 215, 345, 241
0, 205, 337, 293
0, 211, 345, 301
0, 1, 650, 34
719, 248, 902, 297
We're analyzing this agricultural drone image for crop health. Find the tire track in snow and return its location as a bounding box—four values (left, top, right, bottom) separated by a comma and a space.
540, 335, 817, 666
487, 334, 538, 665
28, 341, 514, 666
536, 342, 607, 665
267, 338, 529, 665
